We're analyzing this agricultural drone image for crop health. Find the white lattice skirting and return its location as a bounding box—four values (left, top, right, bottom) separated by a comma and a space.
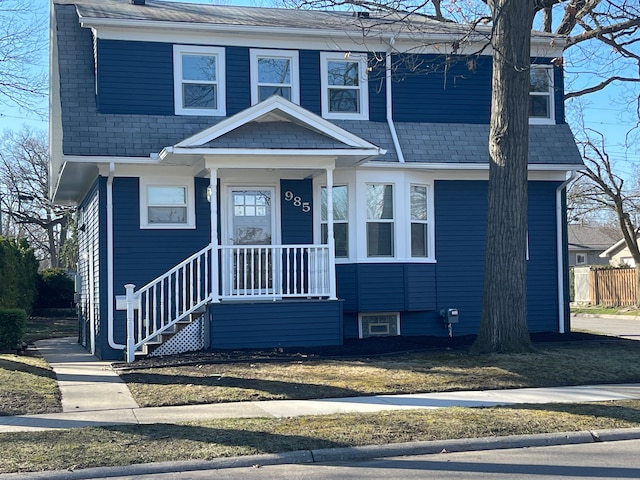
149, 316, 207, 357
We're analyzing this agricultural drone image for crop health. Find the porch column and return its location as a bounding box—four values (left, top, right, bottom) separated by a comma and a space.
326, 166, 337, 300
209, 168, 220, 303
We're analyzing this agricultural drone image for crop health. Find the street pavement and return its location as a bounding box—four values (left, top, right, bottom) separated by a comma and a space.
68, 439, 640, 480
571, 313, 640, 340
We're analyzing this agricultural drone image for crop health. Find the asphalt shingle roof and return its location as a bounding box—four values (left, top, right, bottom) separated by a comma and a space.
568, 225, 621, 251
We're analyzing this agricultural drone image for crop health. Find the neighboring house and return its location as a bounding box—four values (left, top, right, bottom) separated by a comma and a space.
567, 224, 620, 267
50, 0, 584, 361
600, 238, 637, 267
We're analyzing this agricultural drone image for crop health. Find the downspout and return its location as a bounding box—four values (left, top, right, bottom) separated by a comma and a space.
556, 170, 576, 334
107, 162, 125, 350
386, 38, 405, 163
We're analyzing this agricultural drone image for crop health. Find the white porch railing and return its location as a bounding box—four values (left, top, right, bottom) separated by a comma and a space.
219, 244, 332, 299
125, 245, 213, 362
124, 243, 333, 361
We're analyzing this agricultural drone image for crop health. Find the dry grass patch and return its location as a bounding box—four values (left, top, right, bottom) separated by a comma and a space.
1, 400, 640, 474
120, 342, 640, 408
0, 354, 60, 416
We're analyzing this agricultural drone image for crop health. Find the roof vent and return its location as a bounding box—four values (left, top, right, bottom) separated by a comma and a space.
354, 11, 370, 18
131, 0, 145, 5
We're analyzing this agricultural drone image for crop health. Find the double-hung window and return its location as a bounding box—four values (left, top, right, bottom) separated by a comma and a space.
366, 184, 394, 257
320, 52, 369, 120
250, 49, 299, 104
174, 45, 226, 116
140, 178, 195, 229
321, 185, 349, 258
529, 65, 554, 124
410, 185, 429, 258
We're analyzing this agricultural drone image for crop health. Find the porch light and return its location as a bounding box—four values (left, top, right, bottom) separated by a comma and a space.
206, 185, 212, 203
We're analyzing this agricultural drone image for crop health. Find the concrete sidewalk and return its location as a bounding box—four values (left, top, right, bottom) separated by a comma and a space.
2, 337, 640, 433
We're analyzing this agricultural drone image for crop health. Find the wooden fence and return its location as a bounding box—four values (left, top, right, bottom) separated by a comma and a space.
590, 268, 637, 306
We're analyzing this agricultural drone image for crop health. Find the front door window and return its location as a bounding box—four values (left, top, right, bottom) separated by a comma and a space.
228, 188, 275, 293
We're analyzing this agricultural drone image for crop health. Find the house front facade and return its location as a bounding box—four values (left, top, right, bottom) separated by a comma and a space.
50, 0, 583, 361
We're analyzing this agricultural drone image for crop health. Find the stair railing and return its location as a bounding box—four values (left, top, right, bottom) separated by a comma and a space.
125, 244, 213, 362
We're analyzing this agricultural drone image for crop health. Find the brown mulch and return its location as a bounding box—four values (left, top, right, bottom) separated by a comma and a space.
111, 331, 617, 371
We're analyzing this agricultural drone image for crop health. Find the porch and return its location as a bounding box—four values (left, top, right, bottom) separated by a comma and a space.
122, 243, 336, 361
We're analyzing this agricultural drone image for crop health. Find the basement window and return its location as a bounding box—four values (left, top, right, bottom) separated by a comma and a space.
358, 313, 400, 339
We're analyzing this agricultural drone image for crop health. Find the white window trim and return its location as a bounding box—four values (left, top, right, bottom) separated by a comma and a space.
354, 171, 436, 263
576, 253, 587, 265
529, 65, 555, 125
140, 177, 196, 229
320, 52, 369, 120
250, 49, 300, 105
358, 312, 401, 339
173, 45, 226, 116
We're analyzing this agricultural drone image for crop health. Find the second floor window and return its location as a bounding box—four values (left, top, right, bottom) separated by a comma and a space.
174, 45, 226, 116
250, 49, 299, 104
529, 66, 554, 124
321, 52, 369, 120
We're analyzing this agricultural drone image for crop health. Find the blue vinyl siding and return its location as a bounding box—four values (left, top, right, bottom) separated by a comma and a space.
400, 311, 445, 336
97, 40, 174, 115
226, 46, 250, 116
300, 50, 321, 115
368, 54, 387, 122
434, 180, 487, 336
392, 54, 493, 123
336, 263, 436, 313
280, 179, 313, 244
111, 177, 211, 348
210, 300, 342, 348
527, 181, 561, 332
553, 65, 565, 124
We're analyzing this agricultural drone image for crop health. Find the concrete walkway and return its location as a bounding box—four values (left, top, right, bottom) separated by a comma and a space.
1, 336, 640, 434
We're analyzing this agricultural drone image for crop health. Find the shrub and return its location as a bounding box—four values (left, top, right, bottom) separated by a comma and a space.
0, 238, 38, 313
0, 308, 27, 350
35, 269, 75, 309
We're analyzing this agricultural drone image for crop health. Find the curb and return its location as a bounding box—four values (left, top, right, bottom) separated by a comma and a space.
4, 427, 640, 479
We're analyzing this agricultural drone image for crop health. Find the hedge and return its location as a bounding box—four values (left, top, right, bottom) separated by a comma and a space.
35, 268, 75, 309
0, 238, 38, 313
0, 308, 27, 350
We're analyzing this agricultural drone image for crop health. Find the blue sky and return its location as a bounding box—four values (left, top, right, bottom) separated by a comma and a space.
1, 0, 637, 167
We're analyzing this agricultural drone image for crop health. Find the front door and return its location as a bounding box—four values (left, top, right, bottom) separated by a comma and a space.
226, 187, 276, 294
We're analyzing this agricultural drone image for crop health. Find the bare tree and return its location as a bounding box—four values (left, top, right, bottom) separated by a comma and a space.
0, 0, 47, 113
0, 128, 75, 268
571, 129, 640, 300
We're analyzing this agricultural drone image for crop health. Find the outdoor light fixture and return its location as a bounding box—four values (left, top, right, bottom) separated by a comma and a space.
206, 185, 212, 203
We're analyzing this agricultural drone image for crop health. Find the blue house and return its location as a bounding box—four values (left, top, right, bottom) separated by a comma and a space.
50, 0, 583, 361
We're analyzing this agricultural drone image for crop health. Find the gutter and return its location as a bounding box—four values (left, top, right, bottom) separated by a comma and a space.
386, 38, 405, 163
556, 170, 576, 334
107, 162, 125, 350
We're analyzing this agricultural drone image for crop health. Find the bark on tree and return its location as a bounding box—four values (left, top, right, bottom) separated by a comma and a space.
470, 0, 536, 353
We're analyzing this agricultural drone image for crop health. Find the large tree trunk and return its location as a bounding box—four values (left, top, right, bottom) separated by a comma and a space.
471, 0, 536, 353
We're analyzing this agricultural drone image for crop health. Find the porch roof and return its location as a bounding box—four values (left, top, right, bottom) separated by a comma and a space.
158, 96, 386, 169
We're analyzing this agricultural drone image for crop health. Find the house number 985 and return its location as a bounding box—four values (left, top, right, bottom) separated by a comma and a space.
284, 190, 310, 213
